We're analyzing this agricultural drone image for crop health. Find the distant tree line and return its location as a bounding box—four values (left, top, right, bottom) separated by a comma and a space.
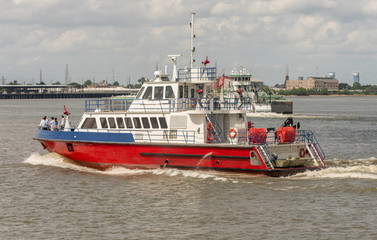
2, 77, 148, 89
278, 82, 377, 96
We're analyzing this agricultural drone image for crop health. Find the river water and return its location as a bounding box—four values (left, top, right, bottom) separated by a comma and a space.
0, 96, 376, 239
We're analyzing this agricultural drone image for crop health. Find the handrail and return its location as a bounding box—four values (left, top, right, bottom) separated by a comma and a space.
44, 127, 197, 144
85, 97, 254, 113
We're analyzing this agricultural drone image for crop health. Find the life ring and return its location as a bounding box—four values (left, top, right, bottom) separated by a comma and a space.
190, 98, 197, 108
228, 128, 237, 138
299, 148, 306, 158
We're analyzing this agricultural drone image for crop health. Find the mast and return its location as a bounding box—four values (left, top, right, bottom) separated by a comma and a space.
65, 64, 69, 85
190, 12, 196, 68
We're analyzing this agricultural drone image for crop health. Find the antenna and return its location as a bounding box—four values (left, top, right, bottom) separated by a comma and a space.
190, 12, 196, 68
168, 54, 182, 81
65, 64, 69, 84
112, 68, 115, 84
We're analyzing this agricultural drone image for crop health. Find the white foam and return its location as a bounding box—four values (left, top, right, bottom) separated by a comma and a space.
247, 112, 336, 119
290, 165, 377, 179
24, 152, 104, 174
23, 152, 229, 181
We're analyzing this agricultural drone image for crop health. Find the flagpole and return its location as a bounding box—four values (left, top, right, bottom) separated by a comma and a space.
220, 74, 224, 102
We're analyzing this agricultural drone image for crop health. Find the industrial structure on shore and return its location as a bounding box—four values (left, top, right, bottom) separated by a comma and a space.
284, 71, 339, 91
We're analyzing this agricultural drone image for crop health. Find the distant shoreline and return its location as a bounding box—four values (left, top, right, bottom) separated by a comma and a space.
285, 94, 377, 97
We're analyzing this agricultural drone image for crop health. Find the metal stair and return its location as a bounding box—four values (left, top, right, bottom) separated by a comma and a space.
307, 143, 324, 166
256, 145, 275, 169
206, 112, 223, 143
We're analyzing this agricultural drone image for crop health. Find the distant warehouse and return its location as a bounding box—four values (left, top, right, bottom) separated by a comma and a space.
285, 76, 339, 91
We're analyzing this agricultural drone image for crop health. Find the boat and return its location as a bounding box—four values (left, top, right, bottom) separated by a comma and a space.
224, 67, 293, 114
34, 13, 326, 177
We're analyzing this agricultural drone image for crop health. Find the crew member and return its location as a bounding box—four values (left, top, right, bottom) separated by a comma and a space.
60, 115, 65, 130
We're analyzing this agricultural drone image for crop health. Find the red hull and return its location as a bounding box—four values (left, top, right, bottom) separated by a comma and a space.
37, 140, 326, 177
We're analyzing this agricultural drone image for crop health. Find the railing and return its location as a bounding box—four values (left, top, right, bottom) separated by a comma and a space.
85, 99, 133, 112
85, 97, 253, 113
72, 128, 196, 144
178, 67, 217, 82
208, 129, 325, 160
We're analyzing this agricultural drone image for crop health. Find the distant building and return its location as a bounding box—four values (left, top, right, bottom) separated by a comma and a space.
285, 75, 339, 91
353, 72, 360, 83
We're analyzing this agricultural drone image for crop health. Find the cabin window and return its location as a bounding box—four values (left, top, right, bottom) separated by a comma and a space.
154, 86, 164, 99
108, 117, 116, 129
133, 117, 142, 129
116, 117, 125, 128
136, 87, 145, 99
125, 117, 133, 128
190, 88, 195, 98
142, 86, 153, 99
159, 117, 168, 129
184, 86, 188, 98
141, 117, 150, 129
81, 118, 97, 129
150, 117, 159, 128
179, 85, 183, 98
100, 117, 108, 128
165, 86, 175, 98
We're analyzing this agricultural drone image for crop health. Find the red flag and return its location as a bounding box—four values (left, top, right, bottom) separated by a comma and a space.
218, 74, 224, 87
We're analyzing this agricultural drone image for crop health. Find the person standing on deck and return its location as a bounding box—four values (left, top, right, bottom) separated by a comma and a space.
39, 116, 48, 130
53, 117, 59, 131
49, 117, 55, 131
60, 115, 65, 130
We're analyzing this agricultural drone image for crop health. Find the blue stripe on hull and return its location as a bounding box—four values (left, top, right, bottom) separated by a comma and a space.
34, 129, 134, 143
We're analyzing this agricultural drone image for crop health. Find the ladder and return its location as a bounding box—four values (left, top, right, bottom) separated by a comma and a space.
306, 143, 324, 166
206, 112, 223, 143
256, 145, 275, 169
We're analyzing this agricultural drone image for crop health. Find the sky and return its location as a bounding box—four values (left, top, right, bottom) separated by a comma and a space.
1, 0, 377, 86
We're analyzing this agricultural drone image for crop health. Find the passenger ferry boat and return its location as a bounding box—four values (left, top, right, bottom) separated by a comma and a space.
34, 13, 326, 177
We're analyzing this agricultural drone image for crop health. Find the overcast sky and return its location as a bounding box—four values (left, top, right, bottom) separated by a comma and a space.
1, 0, 377, 86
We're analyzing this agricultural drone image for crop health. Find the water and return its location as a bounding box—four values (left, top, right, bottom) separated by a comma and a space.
1, 96, 377, 239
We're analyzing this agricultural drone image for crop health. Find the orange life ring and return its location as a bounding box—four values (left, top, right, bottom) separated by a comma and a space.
299, 148, 306, 158
228, 128, 237, 138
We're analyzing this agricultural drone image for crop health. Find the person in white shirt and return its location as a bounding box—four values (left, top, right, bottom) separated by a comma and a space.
39, 116, 48, 130
49, 117, 55, 130
60, 115, 66, 130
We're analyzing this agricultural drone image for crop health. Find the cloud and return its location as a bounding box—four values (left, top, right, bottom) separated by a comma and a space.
1, 0, 377, 85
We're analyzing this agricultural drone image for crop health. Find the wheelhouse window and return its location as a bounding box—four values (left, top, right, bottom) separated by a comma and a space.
141, 117, 150, 129
136, 87, 145, 99
154, 86, 164, 99
81, 118, 97, 129
142, 86, 153, 99
159, 117, 168, 129
125, 117, 133, 128
184, 86, 188, 98
133, 117, 142, 129
165, 86, 175, 98
179, 85, 183, 98
116, 117, 125, 128
150, 117, 159, 128
100, 117, 108, 128
108, 117, 116, 129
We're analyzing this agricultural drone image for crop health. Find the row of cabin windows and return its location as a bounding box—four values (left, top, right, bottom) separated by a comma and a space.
81, 117, 168, 129
136, 85, 204, 100
136, 86, 175, 100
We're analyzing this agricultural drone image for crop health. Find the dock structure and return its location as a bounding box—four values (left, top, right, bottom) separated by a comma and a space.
0, 85, 138, 99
